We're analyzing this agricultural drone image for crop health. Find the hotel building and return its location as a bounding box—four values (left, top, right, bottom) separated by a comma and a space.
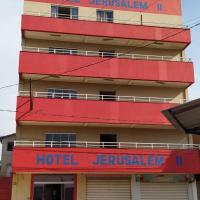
11, 0, 200, 200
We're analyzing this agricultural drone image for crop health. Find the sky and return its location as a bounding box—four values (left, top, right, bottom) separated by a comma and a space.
0, 0, 200, 157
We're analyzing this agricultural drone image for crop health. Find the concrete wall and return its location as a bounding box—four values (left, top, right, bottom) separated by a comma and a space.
16, 125, 189, 144
20, 80, 186, 101
77, 174, 86, 200
23, 39, 183, 58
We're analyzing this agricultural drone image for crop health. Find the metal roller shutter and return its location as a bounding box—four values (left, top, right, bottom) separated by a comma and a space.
86, 177, 131, 200
197, 182, 200, 200
140, 182, 189, 200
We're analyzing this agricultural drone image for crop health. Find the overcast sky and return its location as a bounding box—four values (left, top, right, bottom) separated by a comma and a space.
0, 0, 200, 157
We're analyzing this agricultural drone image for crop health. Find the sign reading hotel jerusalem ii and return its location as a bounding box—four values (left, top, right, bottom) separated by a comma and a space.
64, 0, 150, 10
57, 0, 181, 14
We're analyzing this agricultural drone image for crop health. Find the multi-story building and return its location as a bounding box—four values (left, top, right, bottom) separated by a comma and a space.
11, 0, 199, 199
0, 133, 15, 177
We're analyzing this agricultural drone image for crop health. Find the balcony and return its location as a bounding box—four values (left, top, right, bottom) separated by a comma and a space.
12, 141, 200, 173
22, 15, 191, 49
19, 47, 194, 87
16, 91, 179, 127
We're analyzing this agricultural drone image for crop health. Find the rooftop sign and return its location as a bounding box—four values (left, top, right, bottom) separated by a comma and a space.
26, 0, 182, 15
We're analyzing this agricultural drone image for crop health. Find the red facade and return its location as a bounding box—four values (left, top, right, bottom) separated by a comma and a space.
22, 15, 191, 44
19, 51, 194, 84
13, 147, 200, 173
16, 96, 174, 126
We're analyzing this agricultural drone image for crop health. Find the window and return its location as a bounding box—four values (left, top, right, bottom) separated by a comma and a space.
99, 91, 116, 101
51, 5, 78, 19
7, 142, 14, 151
100, 134, 117, 148
45, 133, 76, 147
33, 175, 74, 200
48, 88, 77, 99
49, 47, 78, 55
97, 10, 113, 22
99, 50, 115, 57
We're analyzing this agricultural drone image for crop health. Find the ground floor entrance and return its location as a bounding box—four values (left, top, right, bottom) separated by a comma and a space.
11, 174, 198, 200
33, 175, 74, 200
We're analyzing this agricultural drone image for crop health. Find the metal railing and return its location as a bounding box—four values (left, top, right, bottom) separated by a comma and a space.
14, 140, 200, 150
24, 10, 187, 29
22, 46, 191, 62
19, 91, 187, 104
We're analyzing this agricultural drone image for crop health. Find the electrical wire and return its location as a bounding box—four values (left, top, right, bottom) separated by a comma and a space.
29, 19, 200, 84
0, 83, 19, 91
1, 16, 200, 91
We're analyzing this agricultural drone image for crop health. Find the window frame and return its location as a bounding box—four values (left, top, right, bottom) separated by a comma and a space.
45, 133, 76, 147
96, 10, 113, 22
51, 5, 78, 19
47, 88, 77, 99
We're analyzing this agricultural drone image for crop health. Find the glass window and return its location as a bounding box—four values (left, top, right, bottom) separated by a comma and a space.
47, 88, 77, 99
45, 133, 76, 147
51, 5, 58, 17
48, 47, 78, 55
97, 10, 113, 22
71, 7, 78, 19
51, 5, 78, 19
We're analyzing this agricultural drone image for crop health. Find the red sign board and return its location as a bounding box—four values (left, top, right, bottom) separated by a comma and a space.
13, 147, 200, 173
26, 0, 181, 16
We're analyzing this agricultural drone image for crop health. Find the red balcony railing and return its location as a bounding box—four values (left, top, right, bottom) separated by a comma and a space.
22, 15, 191, 45
19, 51, 194, 86
16, 96, 175, 127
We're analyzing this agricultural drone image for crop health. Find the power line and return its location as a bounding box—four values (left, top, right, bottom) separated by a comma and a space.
1, 21, 200, 123
0, 109, 16, 113
29, 19, 200, 84
1, 17, 200, 91
0, 83, 19, 91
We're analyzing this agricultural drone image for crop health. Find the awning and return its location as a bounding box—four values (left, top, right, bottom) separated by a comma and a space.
162, 99, 200, 135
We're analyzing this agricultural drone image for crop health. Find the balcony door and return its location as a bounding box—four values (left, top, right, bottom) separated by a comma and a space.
100, 134, 117, 148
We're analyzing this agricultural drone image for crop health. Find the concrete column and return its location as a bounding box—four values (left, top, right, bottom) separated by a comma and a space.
188, 134, 193, 144
77, 174, 86, 200
188, 179, 198, 200
131, 175, 141, 200
11, 173, 32, 200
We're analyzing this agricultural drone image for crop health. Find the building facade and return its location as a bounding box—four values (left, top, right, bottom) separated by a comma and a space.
0, 134, 15, 177
12, 0, 199, 199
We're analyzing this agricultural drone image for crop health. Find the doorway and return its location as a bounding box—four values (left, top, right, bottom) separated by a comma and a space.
100, 134, 117, 148
99, 91, 116, 101
33, 175, 74, 200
